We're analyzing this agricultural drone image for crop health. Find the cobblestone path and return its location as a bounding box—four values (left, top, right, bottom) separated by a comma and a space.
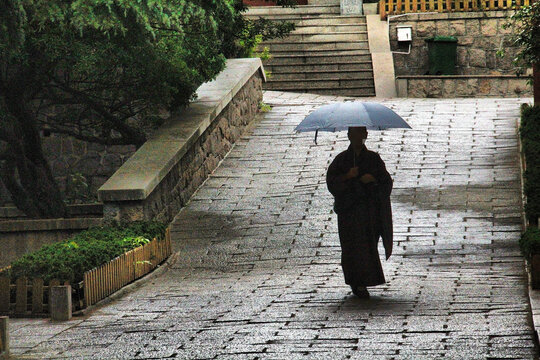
11, 92, 538, 359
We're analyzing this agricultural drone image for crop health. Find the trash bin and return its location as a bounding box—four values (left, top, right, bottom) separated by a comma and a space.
425, 36, 458, 75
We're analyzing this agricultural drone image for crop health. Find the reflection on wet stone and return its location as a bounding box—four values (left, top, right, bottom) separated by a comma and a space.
9, 94, 538, 359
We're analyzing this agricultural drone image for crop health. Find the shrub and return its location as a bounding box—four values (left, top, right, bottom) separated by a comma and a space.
520, 227, 540, 260
7, 221, 167, 285
520, 104, 540, 223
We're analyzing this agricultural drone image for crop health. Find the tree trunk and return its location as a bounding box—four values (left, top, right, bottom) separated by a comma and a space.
1, 95, 67, 218
534, 63, 540, 106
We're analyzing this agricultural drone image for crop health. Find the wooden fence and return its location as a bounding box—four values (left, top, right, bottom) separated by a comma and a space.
380, 0, 531, 18
84, 228, 172, 307
0, 228, 172, 316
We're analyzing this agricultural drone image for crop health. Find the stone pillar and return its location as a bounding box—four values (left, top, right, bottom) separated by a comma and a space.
341, 0, 363, 15
50, 285, 72, 321
0, 316, 8, 357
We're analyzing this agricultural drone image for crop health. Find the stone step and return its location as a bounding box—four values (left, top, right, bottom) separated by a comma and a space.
264, 78, 375, 89
258, 40, 369, 52
244, 14, 366, 25
245, 5, 340, 17
307, 0, 341, 5
290, 24, 367, 34
262, 50, 371, 59
264, 32, 368, 43
301, 88, 376, 96
268, 69, 373, 80
265, 61, 373, 72
265, 52, 372, 64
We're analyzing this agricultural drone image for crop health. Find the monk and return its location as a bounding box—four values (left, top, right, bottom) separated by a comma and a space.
326, 126, 393, 299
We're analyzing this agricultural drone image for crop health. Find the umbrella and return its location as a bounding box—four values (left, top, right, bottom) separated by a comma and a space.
295, 102, 411, 143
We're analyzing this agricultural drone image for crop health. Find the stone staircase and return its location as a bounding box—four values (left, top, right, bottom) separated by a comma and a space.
244, 2, 375, 97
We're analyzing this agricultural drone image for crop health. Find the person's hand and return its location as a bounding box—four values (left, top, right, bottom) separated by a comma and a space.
360, 173, 376, 184
345, 167, 359, 180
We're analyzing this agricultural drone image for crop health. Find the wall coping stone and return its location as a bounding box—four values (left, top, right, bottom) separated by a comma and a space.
0, 217, 103, 233
0, 204, 103, 219
397, 74, 533, 79
98, 58, 266, 202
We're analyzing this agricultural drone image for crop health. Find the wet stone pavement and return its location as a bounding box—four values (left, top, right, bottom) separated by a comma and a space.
11, 92, 539, 359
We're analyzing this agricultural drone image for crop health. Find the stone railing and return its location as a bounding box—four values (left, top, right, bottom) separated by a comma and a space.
98, 58, 266, 223
396, 74, 532, 98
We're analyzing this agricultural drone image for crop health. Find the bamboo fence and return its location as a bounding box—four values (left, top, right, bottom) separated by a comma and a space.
0, 228, 172, 316
83, 228, 172, 307
380, 0, 530, 18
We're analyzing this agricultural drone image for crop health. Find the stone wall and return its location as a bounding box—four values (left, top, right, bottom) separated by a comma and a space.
0, 136, 135, 206
396, 75, 533, 98
98, 59, 265, 224
138, 73, 263, 223
390, 11, 519, 76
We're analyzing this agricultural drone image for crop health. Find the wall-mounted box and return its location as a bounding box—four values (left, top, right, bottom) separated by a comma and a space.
397, 26, 412, 42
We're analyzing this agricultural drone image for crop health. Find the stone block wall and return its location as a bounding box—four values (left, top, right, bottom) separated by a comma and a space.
396, 75, 532, 98
142, 73, 263, 223
390, 11, 520, 76
0, 136, 135, 206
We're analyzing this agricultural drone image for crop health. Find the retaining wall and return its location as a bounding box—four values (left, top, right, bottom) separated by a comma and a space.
98, 59, 266, 223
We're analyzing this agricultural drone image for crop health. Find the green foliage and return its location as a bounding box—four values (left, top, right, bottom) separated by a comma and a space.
0, 0, 295, 218
520, 104, 540, 222
258, 102, 272, 113
502, 2, 540, 72
520, 227, 540, 260
1, 0, 230, 143
8, 221, 166, 284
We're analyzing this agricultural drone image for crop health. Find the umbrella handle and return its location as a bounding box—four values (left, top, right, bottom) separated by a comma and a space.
314, 129, 318, 145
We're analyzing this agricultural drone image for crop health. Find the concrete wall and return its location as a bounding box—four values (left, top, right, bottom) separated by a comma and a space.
98, 59, 266, 224
390, 11, 519, 76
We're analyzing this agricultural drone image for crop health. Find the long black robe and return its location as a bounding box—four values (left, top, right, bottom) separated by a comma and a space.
326, 144, 393, 287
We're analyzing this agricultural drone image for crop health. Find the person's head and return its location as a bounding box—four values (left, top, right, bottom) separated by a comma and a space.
348, 126, 368, 147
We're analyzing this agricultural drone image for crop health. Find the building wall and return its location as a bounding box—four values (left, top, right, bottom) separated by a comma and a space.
389, 11, 520, 76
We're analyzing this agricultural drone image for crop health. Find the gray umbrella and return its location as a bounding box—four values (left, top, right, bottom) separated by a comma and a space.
295, 102, 411, 143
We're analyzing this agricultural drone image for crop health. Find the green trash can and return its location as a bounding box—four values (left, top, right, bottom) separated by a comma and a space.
425, 36, 458, 75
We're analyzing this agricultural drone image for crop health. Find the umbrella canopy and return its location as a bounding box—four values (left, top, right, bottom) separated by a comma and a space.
295, 102, 411, 133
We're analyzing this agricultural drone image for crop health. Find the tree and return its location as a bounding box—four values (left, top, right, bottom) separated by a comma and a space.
505, 0, 540, 104
0, 0, 294, 218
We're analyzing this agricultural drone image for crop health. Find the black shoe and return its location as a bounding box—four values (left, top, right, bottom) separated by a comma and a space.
352, 286, 370, 299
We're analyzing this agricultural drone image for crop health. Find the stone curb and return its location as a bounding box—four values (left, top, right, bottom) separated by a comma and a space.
72, 251, 180, 318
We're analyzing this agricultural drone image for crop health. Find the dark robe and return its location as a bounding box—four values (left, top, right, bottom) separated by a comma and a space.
326, 144, 393, 287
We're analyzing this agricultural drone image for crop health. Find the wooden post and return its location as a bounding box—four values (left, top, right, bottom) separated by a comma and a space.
31, 278, 44, 314
0, 316, 8, 357
15, 278, 27, 315
380, 0, 387, 18
0, 278, 9, 313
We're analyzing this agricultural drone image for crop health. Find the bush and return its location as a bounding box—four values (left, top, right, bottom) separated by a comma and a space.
520, 104, 540, 223
7, 221, 167, 285
520, 227, 540, 260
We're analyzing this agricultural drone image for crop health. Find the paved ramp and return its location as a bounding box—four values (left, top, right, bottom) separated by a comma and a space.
11, 92, 538, 359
